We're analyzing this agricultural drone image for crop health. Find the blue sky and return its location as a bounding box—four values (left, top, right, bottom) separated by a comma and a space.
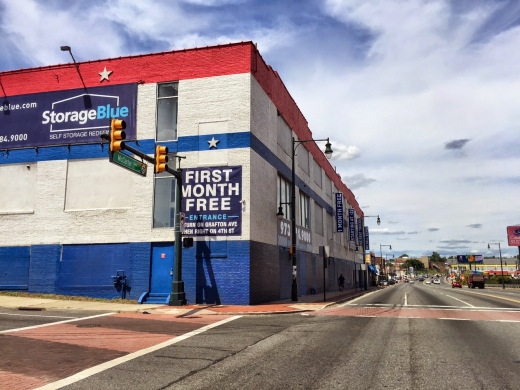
1, 0, 519, 259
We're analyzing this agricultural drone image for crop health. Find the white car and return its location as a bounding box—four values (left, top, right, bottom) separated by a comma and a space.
409, 280, 415, 284
425, 280, 432, 284
433, 279, 440, 285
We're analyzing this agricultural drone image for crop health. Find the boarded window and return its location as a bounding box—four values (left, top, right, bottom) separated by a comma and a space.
277, 115, 292, 157
65, 159, 133, 210
312, 158, 322, 188
297, 144, 310, 176
314, 202, 323, 236
0, 163, 36, 214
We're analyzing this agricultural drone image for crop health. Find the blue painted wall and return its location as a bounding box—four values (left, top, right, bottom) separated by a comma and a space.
182, 240, 250, 305
29, 245, 61, 294
0, 246, 30, 289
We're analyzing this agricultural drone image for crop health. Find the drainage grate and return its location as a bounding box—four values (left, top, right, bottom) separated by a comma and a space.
76, 324, 101, 328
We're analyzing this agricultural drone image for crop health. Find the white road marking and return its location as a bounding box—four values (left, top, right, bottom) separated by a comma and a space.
35, 315, 242, 390
343, 303, 520, 311
0, 312, 114, 334
0, 312, 76, 319
445, 294, 475, 307
404, 293, 408, 307
438, 318, 469, 321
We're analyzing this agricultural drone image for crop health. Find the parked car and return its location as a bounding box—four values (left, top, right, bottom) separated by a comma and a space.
452, 281, 462, 288
425, 279, 432, 284
433, 279, 440, 285
388, 279, 396, 285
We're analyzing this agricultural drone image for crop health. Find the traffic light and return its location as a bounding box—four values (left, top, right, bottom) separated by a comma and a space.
155, 145, 169, 173
183, 237, 194, 248
109, 119, 126, 152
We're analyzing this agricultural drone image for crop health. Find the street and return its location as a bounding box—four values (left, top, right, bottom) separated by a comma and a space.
1, 281, 520, 390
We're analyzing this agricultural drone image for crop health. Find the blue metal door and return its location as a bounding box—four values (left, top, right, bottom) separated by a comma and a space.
150, 243, 174, 294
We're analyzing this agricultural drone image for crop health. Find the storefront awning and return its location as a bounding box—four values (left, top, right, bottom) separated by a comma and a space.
368, 265, 378, 274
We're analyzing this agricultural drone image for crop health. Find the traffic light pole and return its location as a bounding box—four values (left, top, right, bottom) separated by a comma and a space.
123, 144, 185, 304
100, 135, 186, 305
169, 172, 186, 306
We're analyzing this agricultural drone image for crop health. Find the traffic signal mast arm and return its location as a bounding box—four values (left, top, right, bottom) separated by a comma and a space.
120, 143, 180, 177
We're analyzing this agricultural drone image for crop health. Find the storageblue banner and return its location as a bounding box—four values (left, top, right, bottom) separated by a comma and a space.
364, 226, 370, 250
0, 83, 137, 148
182, 166, 242, 236
335, 193, 344, 233
348, 209, 356, 243
357, 218, 363, 246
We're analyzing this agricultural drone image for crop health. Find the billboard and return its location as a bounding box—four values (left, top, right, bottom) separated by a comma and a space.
507, 226, 520, 246
0, 83, 137, 148
181, 166, 242, 236
457, 255, 483, 263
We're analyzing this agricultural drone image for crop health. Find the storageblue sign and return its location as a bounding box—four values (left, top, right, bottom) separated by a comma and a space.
335, 193, 344, 233
182, 166, 242, 236
0, 83, 137, 148
348, 208, 356, 243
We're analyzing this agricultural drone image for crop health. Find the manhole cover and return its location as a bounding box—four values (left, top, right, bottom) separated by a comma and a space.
76, 324, 101, 328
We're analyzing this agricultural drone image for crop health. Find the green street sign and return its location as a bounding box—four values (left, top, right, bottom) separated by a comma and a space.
110, 151, 147, 177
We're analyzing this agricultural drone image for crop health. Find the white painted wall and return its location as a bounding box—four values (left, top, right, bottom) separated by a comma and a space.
0, 73, 252, 246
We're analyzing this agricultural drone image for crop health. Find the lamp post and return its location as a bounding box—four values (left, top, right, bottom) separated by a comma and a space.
488, 242, 504, 290
60, 45, 87, 91
380, 244, 392, 281
277, 137, 333, 301
361, 215, 380, 290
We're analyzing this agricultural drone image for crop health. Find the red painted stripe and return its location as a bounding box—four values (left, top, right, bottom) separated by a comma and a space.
0, 42, 252, 96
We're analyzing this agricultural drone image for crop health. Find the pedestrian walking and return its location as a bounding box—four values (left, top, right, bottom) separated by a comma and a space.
338, 274, 345, 292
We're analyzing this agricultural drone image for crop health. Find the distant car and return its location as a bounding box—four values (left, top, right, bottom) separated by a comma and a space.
425, 280, 432, 284
409, 280, 415, 284
388, 279, 395, 285
452, 281, 462, 288
433, 279, 440, 285
404, 279, 409, 283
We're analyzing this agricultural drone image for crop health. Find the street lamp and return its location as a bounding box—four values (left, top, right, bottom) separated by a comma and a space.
488, 242, 505, 290
60, 45, 87, 90
380, 244, 392, 280
277, 137, 332, 301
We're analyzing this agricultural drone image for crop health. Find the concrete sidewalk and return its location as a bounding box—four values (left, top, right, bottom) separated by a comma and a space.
0, 287, 377, 315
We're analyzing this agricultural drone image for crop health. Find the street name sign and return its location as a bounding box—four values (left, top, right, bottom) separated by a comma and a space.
110, 151, 147, 176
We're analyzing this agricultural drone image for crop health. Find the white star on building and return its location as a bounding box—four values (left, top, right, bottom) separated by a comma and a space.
207, 137, 220, 149
99, 67, 112, 82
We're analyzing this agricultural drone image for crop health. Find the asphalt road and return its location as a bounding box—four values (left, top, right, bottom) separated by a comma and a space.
2, 281, 520, 390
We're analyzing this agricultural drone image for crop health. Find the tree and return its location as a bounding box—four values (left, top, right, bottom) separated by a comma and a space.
400, 259, 425, 271
400, 253, 409, 258
430, 252, 442, 262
